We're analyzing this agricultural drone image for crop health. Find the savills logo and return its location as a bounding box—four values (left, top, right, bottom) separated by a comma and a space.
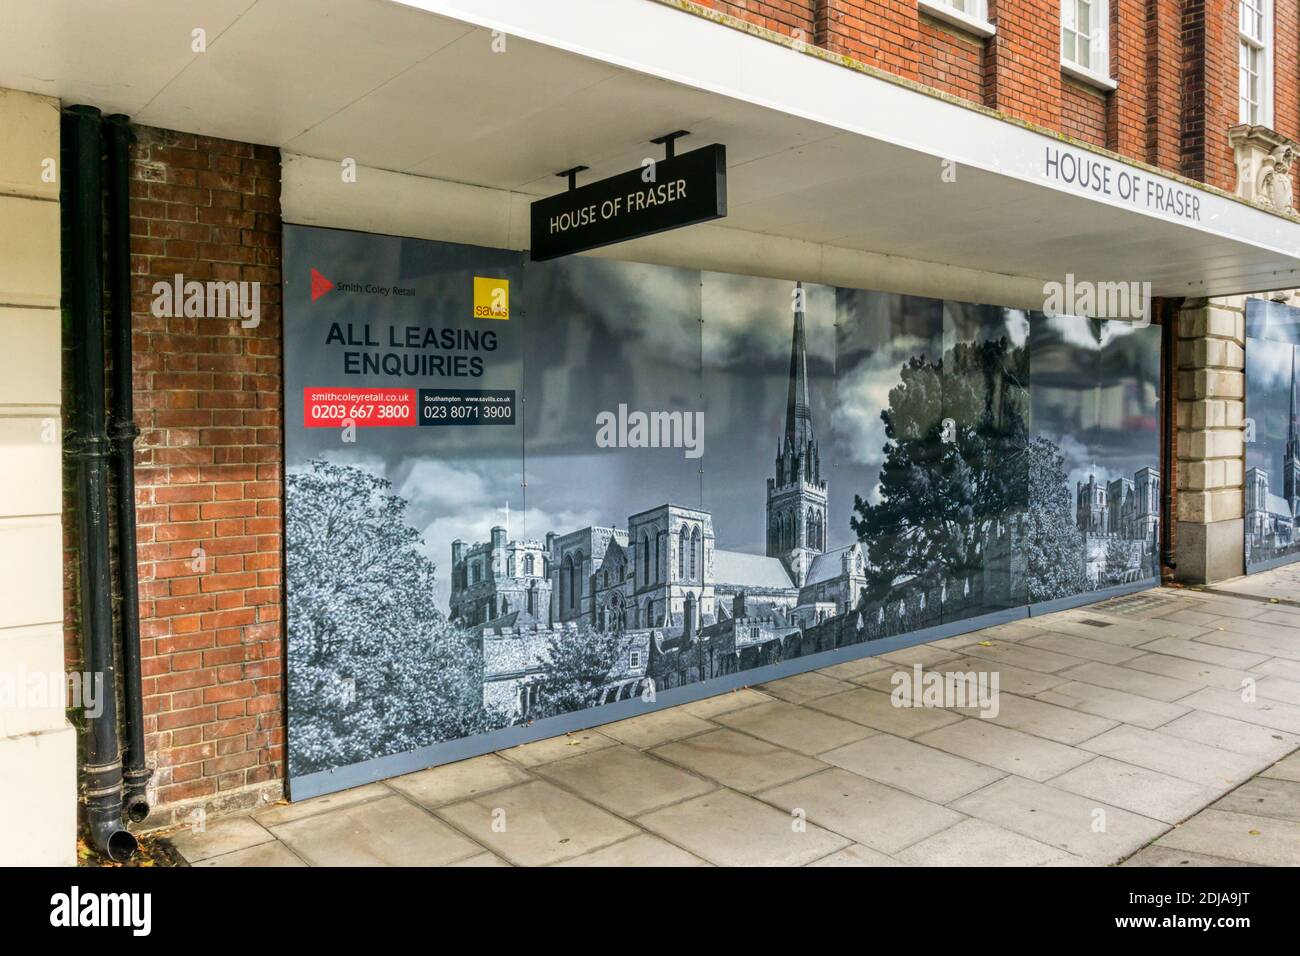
473, 276, 510, 320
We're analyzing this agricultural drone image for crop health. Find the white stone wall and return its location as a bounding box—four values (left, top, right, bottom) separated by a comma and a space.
0, 88, 76, 865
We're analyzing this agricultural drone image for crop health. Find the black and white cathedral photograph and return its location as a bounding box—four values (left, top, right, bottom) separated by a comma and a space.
283, 228, 1162, 784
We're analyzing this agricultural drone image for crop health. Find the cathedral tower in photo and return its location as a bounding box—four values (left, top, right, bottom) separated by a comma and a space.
766, 282, 828, 587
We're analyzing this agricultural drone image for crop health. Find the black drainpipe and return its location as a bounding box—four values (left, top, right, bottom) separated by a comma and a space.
106, 113, 151, 822
64, 104, 137, 860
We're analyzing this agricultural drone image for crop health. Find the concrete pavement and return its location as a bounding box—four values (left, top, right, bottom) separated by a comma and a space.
167, 563, 1300, 866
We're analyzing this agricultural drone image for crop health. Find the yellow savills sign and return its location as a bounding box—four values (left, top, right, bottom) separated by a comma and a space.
473, 276, 509, 320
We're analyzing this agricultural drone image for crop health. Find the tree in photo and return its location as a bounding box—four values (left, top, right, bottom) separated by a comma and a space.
851, 338, 1029, 606
533, 621, 627, 720
1025, 436, 1088, 601
286, 459, 499, 776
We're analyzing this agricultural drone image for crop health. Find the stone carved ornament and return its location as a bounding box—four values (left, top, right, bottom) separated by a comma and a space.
1230, 124, 1298, 216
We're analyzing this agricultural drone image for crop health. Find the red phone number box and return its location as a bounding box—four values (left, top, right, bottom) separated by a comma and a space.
303, 387, 417, 427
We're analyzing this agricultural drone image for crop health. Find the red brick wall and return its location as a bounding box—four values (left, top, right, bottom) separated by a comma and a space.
918, 15, 986, 103
986, 0, 1062, 127
817, 0, 921, 78
1182, 0, 1238, 190
1108, 0, 1147, 159
127, 127, 284, 812
1063, 79, 1108, 147
693, 0, 816, 36
1146, 0, 1182, 168
664, 0, 1300, 199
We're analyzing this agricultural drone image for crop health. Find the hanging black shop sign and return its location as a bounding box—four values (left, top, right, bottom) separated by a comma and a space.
530, 143, 727, 261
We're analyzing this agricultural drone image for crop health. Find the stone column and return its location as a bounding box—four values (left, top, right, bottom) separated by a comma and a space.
1174, 297, 1246, 583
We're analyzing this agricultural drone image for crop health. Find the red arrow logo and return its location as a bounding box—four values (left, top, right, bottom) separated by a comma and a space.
311, 268, 335, 302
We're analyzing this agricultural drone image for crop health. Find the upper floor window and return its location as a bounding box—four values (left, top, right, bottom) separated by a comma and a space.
1239, 0, 1272, 125
917, 0, 995, 38
1061, 0, 1111, 86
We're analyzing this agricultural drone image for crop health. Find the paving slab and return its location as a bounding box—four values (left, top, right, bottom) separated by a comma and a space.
816, 656, 893, 682
1079, 724, 1264, 789
1033, 617, 1192, 645
1176, 687, 1300, 733
170, 814, 275, 863
555, 833, 709, 867
1211, 776, 1300, 823
436, 780, 636, 866
980, 692, 1117, 745
1194, 627, 1300, 662
499, 729, 617, 767
532, 744, 715, 816
449, 852, 511, 866
880, 645, 960, 668
650, 728, 826, 792
252, 782, 392, 827
1057, 660, 1201, 702
818, 732, 1005, 804
193, 841, 306, 867
1254, 658, 1300, 682
1135, 635, 1269, 670
1046, 756, 1217, 824
895, 817, 1078, 867
387, 753, 532, 809
1261, 750, 1300, 782
1023, 631, 1145, 665
758, 670, 855, 703
599, 707, 716, 749
976, 620, 1043, 642
1155, 808, 1300, 866
963, 641, 1086, 674
806, 843, 904, 866
916, 718, 1094, 782
714, 699, 876, 755
927, 656, 1068, 696
806, 687, 962, 737
950, 776, 1169, 863
272, 794, 480, 867
1256, 676, 1300, 705
678, 687, 771, 719
759, 768, 966, 854
1158, 710, 1300, 759
1036, 680, 1189, 730
1120, 845, 1256, 867
637, 789, 849, 866
1121, 653, 1259, 692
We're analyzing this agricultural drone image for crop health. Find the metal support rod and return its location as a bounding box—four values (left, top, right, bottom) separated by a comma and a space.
650, 130, 690, 160
556, 165, 589, 191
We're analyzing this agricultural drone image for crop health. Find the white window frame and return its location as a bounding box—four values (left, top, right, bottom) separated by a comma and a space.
1239, 0, 1273, 127
1060, 0, 1116, 92
917, 0, 996, 38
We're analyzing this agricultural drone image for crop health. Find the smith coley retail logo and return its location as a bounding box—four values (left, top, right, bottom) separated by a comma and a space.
50, 887, 151, 936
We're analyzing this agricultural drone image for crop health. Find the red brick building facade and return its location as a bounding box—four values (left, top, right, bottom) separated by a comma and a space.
59, 0, 1300, 823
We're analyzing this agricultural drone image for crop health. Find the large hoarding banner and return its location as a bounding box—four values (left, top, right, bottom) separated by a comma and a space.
1244, 298, 1300, 573
283, 224, 1162, 796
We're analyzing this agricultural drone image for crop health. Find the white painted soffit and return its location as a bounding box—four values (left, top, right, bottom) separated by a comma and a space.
4, 0, 1300, 298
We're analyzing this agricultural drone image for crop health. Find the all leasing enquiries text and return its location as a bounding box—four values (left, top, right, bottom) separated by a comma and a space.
549, 179, 689, 235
